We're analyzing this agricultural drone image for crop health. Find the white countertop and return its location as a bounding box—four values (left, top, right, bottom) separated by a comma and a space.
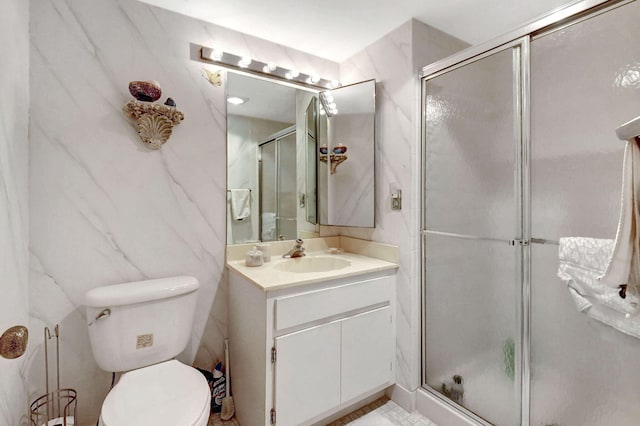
226, 237, 399, 292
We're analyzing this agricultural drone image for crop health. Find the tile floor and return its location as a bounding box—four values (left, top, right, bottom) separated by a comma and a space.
208, 413, 240, 426
329, 398, 437, 426
209, 397, 437, 426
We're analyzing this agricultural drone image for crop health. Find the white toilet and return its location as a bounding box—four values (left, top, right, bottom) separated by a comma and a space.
84, 276, 211, 426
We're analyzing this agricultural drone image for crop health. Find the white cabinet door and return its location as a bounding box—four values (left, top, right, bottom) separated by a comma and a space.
274, 321, 341, 425
341, 306, 394, 403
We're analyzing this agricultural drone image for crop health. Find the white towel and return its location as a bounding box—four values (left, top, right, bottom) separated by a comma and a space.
598, 140, 640, 296
261, 212, 276, 241
558, 237, 640, 338
229, 189, 251, 221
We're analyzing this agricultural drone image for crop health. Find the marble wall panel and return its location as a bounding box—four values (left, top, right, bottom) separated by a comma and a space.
29, 0, 338, 422
0, 1, 30, 425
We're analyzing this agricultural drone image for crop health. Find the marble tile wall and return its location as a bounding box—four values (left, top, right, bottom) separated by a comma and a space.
323, 19, 467, 394
328, 113, 375, 225
0, 1, 30, 425
28, 0, 338, 423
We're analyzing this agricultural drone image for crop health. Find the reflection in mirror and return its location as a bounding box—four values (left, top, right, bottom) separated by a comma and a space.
226, 73, 319, 244
305, 99, 318, 224
318, 79, 376, 227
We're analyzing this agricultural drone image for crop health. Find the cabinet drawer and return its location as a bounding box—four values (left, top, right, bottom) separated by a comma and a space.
274, 276, 393, 331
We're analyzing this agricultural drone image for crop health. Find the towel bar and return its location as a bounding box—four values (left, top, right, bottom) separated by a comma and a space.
616, 115, 640, 141
422, 230, 560, 246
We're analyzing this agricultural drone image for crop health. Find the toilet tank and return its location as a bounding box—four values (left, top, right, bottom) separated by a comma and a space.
84, 276, 199, 372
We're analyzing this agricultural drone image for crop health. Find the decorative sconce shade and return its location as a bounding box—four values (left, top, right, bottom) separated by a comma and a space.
319, 144, 348, 174
129, 80, 162, 102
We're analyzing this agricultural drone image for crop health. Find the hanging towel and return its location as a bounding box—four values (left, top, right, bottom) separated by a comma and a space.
597, 140, 640, 297
261, 212, 276, 241
558, 237, 640, 338
229, 189, 251, 221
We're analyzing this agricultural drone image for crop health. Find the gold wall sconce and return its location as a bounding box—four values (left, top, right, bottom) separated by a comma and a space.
123, 81, 184, 150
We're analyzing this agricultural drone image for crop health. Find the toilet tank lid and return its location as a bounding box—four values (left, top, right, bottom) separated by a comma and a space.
84, 276, 199, 307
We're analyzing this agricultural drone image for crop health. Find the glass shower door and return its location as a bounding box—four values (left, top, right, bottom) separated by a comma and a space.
530, 2, 640, 425
260, 141, 278, 241
259, 130, 297, 241
277, 132, 297, 240
422, 43, 525, 425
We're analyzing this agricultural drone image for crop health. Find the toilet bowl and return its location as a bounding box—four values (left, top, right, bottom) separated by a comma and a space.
99, 360, 210, 426
84, 276, 210, 426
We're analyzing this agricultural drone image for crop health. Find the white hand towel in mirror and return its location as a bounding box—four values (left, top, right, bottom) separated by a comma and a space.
230, 189, 251, 221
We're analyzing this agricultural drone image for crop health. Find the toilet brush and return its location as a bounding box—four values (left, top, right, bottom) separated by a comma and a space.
221, 338, 235, 420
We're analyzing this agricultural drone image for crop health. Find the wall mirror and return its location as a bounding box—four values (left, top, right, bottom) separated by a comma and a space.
318, 79, 376, 227
226, 73, 376, 244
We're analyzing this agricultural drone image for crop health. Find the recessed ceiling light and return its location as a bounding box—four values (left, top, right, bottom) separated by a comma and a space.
227, 96, 248, 105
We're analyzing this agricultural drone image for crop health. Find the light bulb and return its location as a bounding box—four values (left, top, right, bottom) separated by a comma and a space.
211, 49, 224, 61
238, 56, 252, 68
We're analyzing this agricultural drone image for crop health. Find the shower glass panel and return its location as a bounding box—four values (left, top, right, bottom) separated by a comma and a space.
259, 131, 298, 241
260, 141, 277, 241
277, 132, 298, 240
530, 2, 640, 425
423, 46, 522, 425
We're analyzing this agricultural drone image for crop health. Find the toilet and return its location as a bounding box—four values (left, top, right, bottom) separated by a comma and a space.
84, 276, 210, 426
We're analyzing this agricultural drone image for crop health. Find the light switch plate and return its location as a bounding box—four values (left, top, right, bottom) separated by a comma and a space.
391, 189, 402, 210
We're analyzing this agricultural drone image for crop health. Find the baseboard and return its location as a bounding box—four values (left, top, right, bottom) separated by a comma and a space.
416, 387, 483, 426
386, 383, 416, 413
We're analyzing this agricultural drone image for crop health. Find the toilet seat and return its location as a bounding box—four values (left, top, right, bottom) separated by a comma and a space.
100, 360, 210, 426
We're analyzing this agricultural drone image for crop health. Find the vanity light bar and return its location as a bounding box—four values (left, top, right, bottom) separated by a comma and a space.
200, 46, 340, 90
319, 91, 338, 117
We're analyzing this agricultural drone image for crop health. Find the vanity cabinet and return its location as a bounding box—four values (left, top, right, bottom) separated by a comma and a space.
228, 269, 396, 426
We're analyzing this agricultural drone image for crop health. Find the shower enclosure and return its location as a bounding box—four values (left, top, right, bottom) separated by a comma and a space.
259, 126, 298, 241
421, 1, 640, 425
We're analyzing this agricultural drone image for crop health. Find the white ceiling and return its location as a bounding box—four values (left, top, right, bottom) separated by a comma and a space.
138, 0, 577, 62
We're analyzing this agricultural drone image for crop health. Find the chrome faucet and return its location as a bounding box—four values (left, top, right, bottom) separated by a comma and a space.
283, 238, 306, 258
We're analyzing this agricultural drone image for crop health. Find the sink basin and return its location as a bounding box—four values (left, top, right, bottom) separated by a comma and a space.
275, 256, 351, 273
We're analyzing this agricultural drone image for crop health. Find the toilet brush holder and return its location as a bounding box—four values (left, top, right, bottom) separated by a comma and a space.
30, 325, 77, 426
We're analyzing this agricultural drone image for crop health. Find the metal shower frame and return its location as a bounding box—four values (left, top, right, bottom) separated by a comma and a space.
419, 0, 633, 424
